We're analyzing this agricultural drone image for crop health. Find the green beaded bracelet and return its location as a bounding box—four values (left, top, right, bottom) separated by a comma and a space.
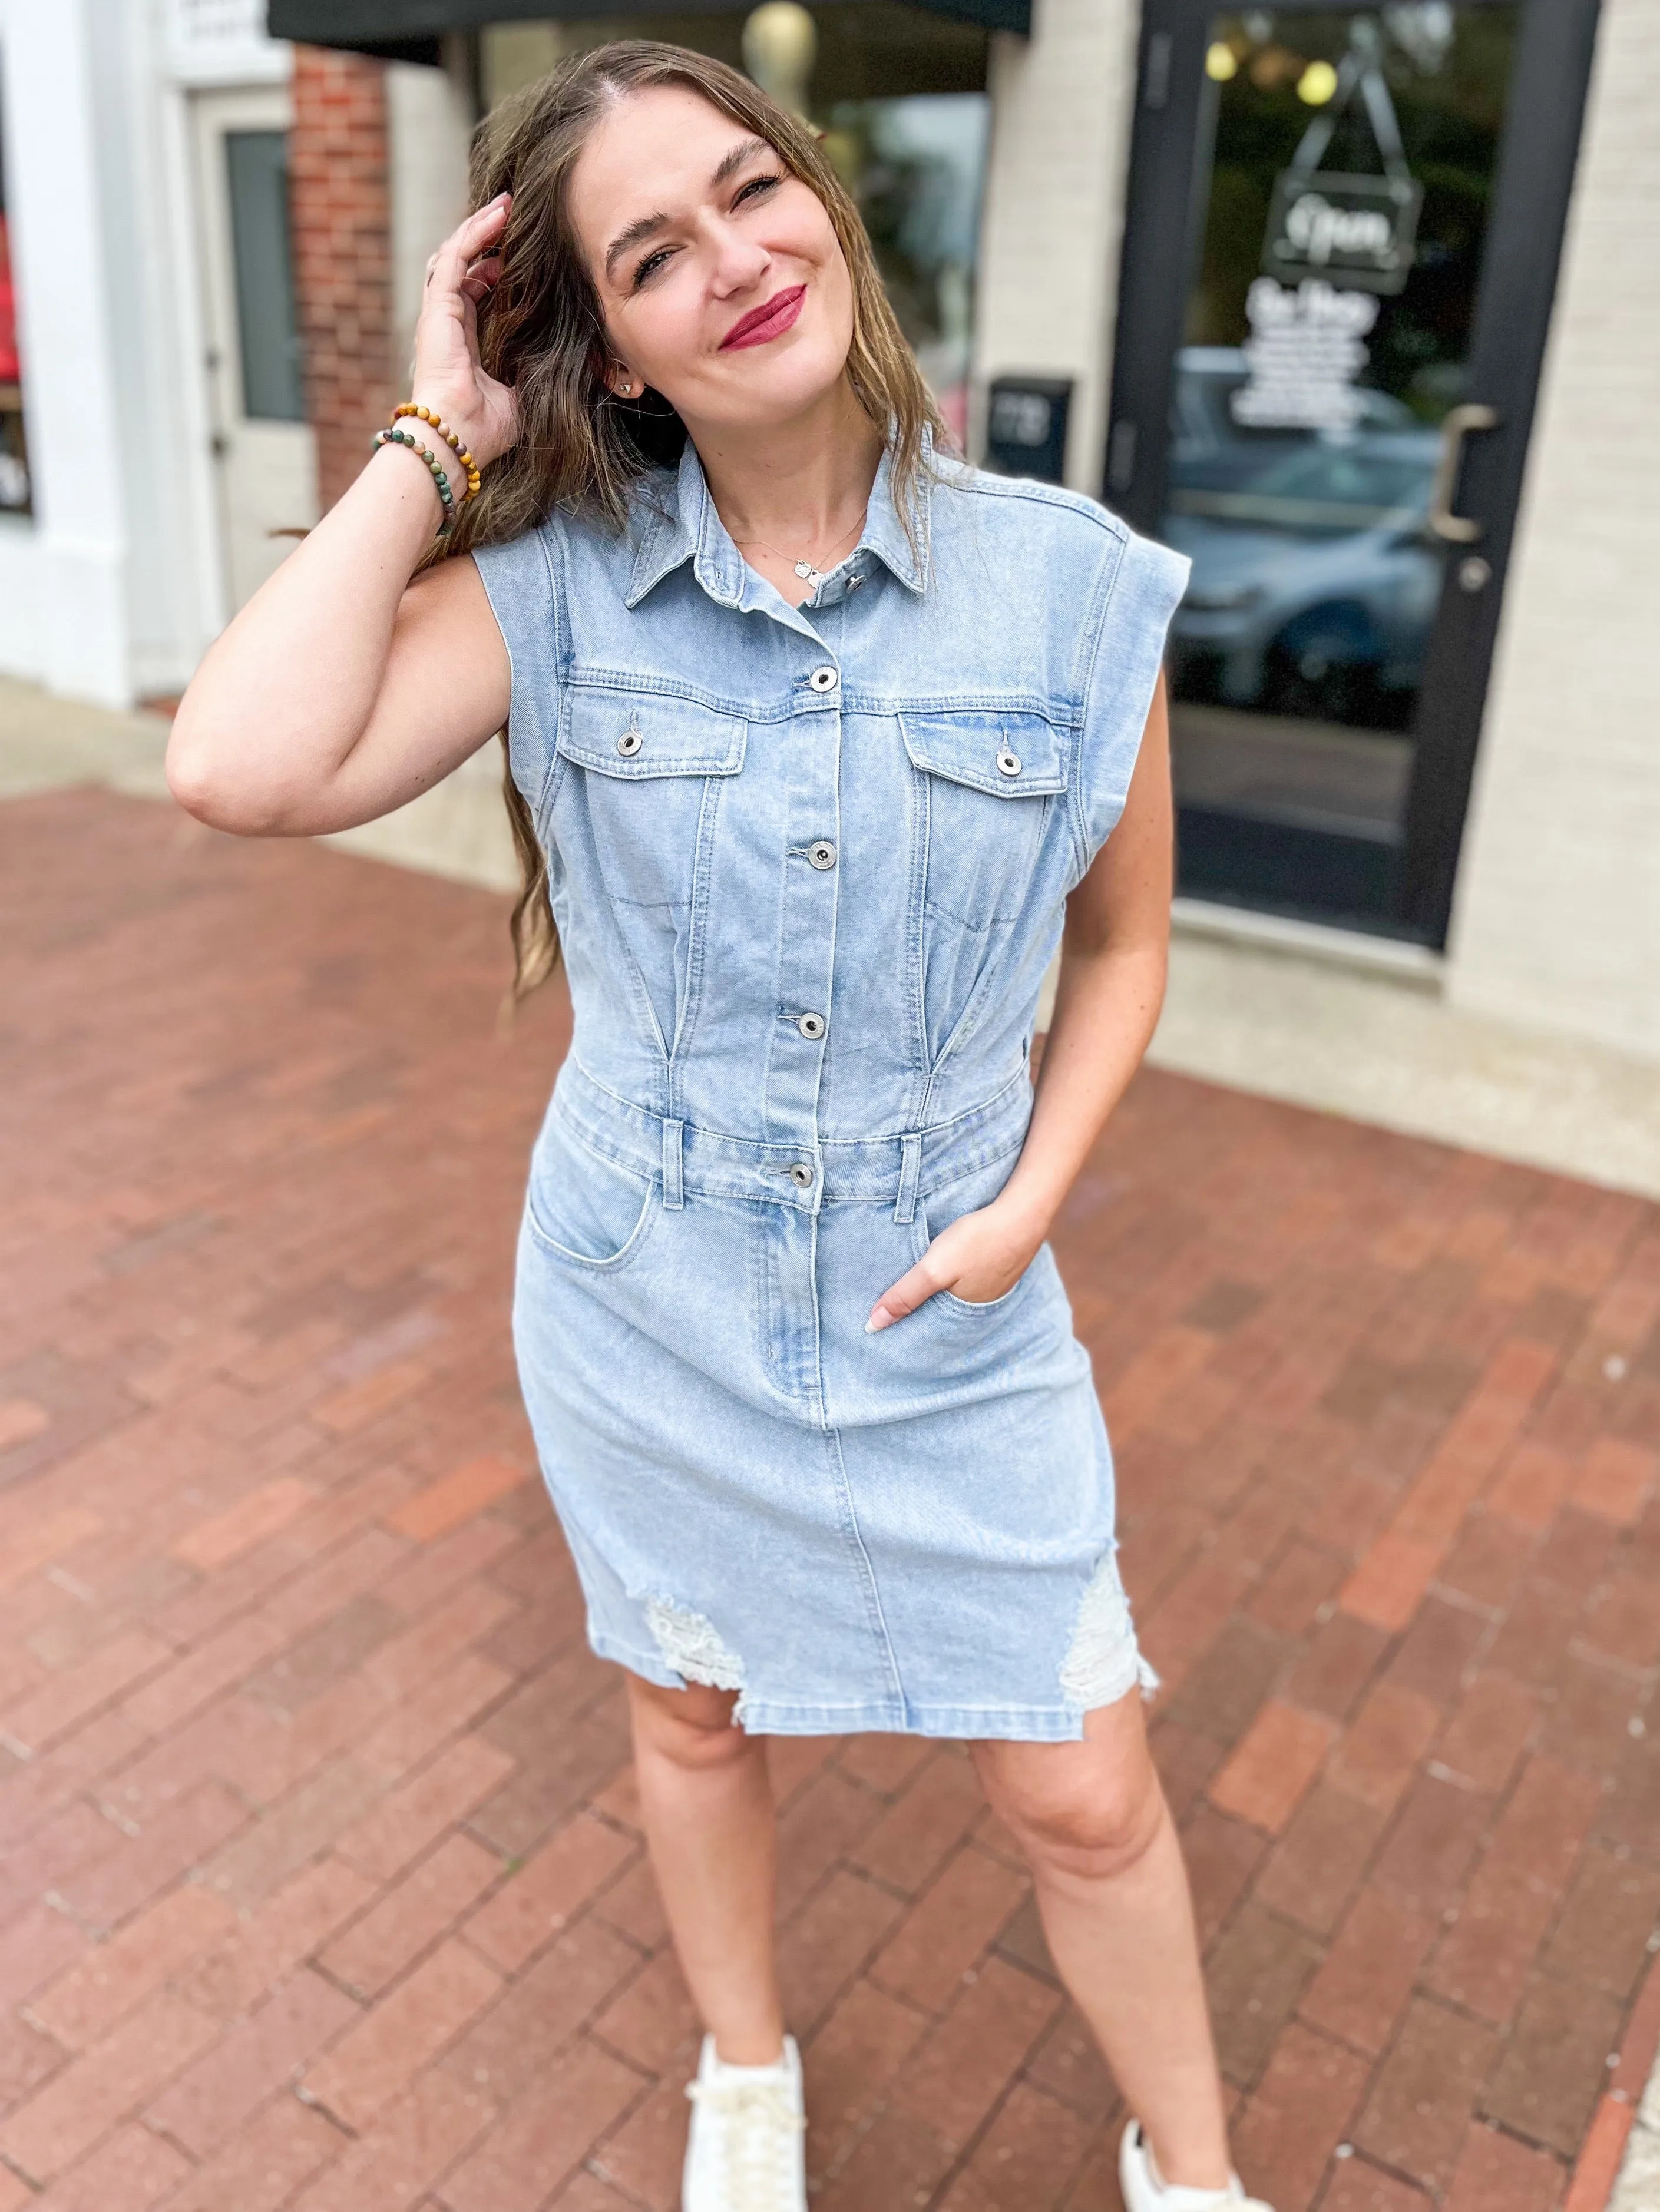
373, 425, 456, 532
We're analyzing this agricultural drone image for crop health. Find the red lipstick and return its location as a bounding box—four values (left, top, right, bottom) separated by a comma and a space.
719, 284, 806, 351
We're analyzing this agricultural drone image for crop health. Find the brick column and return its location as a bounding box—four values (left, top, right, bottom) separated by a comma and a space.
290, 47, 398, 512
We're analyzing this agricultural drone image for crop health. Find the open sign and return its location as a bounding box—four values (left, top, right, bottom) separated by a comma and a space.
1263, 170, 1422, 295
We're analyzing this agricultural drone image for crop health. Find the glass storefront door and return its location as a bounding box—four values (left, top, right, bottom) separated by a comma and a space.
1106, 0, 1601, 943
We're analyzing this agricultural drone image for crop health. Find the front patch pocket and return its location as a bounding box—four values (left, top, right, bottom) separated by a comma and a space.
553, 688, 750, 1045
556, 687, 748, 910
560, 686, 749, 782
901, 710, 1066, 928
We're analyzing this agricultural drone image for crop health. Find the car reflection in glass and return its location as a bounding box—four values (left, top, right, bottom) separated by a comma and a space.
1164, 348, 1443, 729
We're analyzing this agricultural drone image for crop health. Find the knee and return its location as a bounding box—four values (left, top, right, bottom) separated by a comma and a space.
990, 1757, 1165, 1883
629, 1677, 755, 1778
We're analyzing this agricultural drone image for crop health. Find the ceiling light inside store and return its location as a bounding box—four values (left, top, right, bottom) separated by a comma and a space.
743, 2, 818, 117
1206, 42, 1239, 80
1297, 59, 1339, 102
1249, 44, 1299, 90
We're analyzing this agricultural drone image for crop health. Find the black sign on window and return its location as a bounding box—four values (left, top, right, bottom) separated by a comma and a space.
984, 376, 1073, 484
1261, 21, 1423, 297
1263, 171, 1422, 296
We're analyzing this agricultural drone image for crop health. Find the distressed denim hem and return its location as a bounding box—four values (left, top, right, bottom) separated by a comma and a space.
734, 1698, 1092, 1741
1063, 1646, 1162, 1716
593, 1630, 1105, 1740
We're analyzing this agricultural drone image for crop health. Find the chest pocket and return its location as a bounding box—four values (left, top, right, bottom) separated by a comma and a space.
901, 710, 1067, 928
557, 686, 748, 911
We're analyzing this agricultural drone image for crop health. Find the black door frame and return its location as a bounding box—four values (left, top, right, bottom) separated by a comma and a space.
1103, 0, 1603, 947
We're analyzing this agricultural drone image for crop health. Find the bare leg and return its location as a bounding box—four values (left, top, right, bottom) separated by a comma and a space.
973, 1693, 1231, 2192
626, 1672, 785, 2065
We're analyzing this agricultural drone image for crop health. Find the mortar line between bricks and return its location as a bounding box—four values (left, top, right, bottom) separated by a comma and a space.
1304, 2148, 1417, 2211
9, 1646, 181, 1761
792, 1852, 918, 1932
1480, 2114, 1578, 2173
927, 2038, 1070, 2211
1560, 1639, 1658, 1690
586, 2024, 666, 2080
834, 1919, 1082, 2204
584, 1913, 657, 1964
581, 2051, 684, 2196
1423, 1578, 1506, 1625
579, 2150, 657, 2210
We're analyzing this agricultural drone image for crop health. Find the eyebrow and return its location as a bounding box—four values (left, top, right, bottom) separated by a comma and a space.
602, 135, 772, 283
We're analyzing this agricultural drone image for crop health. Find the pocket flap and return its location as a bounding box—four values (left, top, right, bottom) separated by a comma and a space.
560, 688, 748, 779
899, 711, 1067, 797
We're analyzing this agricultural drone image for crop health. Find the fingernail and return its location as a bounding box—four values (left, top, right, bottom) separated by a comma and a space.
865, 1312, 886, 1335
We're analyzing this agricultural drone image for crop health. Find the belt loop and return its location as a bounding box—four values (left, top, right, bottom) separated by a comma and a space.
662, 1117, 685, 1210
893, 1132, 921, 1226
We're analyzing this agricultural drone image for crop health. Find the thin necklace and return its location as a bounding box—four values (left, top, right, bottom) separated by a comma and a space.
732, 511, 867, 590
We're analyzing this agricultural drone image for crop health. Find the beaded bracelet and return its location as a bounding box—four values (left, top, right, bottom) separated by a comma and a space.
392, 403, 482, 501
373, 426, 455, 532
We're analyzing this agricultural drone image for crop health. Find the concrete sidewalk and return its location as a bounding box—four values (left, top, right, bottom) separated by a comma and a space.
1, 780, 1656, 2211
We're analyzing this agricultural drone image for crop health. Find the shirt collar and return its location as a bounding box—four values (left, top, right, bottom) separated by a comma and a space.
857, 431, 931, 595
623, 425, 933, 611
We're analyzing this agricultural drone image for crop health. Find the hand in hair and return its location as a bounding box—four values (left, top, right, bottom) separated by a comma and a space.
414, 194, 522, 469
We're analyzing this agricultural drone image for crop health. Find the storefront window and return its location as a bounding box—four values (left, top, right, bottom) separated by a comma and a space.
480, 7, 990, 446
819, 92, 987, 449
1155, 5, 1522, 924
0, 96, 31, 516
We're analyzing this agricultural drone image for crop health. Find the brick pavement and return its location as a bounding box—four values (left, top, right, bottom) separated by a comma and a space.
2, 784, 1657, 2212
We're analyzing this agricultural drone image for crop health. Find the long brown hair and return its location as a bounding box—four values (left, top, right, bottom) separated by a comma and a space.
436, 39, 944, 1001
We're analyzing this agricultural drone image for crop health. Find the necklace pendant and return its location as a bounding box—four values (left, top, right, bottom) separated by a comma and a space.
793, 559, 815, 580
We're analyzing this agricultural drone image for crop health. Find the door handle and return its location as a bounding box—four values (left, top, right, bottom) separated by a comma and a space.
1427, 403, 1499, 542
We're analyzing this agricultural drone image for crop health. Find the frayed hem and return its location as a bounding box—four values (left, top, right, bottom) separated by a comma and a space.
642, 1594, 746, 1696
1058, 1550, 1155, 1709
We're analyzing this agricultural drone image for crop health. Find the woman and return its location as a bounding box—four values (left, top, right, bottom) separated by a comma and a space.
169, 43, 1271, 2212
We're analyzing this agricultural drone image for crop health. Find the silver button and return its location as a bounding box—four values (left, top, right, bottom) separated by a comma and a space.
796, 1011, 827, 1041
996, 747, 1021, 778
788, 1161, 815, 1188
616, 728, 643, 757
808, 665, 839, 693
846, 573, 865, 591
807, 840, 837, 870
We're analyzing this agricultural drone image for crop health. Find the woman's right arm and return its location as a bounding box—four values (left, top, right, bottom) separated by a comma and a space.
168, 197, 520, 839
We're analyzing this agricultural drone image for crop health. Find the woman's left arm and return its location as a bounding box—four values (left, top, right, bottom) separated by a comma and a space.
867, 670, 1172, 1330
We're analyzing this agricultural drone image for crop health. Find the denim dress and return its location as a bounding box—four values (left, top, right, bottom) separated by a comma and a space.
472, 435, 1189, 1740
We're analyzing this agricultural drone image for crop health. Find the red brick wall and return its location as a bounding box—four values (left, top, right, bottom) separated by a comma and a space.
290, 47, 398, 512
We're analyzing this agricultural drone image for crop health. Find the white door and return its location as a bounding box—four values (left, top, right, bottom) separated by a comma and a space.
193, 87, 317, 609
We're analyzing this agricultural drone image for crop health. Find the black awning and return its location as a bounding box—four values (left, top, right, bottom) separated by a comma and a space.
269, 0, 1029, 53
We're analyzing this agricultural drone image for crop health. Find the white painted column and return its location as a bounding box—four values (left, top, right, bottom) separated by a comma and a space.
0, 0, 131, 704
386, 55, 475, 368
973, 0, 1142, 492
1447, 0, 1660, 1062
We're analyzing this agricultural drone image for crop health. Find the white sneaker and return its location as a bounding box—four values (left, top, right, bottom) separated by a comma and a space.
1120, 2120, 1275, 2211
682, 2034, 808, 2212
